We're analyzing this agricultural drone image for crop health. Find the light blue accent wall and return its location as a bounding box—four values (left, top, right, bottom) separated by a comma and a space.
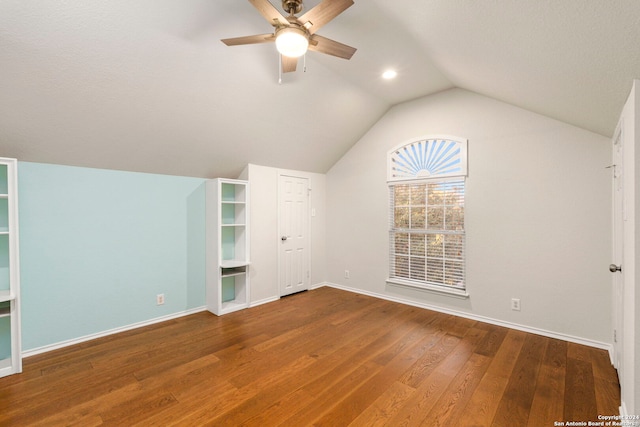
0, 313, 10, 359
0, 235, 8, 291
18, 162, 206, 351
221, 276, 235, 302
0, 164, 8, 194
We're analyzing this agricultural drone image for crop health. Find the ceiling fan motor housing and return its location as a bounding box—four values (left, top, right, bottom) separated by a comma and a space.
282, 0, 303, 15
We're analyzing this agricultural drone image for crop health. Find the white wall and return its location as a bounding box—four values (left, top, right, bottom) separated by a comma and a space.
245, 164, 326, 305
326, 88, 612, 346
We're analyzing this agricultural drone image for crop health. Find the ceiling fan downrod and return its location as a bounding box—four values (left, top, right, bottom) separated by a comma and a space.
282, 0, 303, 16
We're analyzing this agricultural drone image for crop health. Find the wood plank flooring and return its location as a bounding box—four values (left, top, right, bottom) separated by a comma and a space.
0, 287, 620, 426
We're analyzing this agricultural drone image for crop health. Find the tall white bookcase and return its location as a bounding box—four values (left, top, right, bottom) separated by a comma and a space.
0, 158, 21, 378
206, 179, 250, 316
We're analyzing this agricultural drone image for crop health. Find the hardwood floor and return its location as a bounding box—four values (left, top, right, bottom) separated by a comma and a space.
0, 287, 620, 426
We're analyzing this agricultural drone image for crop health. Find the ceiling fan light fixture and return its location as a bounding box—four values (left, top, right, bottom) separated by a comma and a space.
275, 27, 309, 58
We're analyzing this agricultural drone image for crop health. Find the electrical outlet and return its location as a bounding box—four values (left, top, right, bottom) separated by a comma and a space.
157, 294, 165, 305
511, 298, 521, 311
344, 270, 350, 279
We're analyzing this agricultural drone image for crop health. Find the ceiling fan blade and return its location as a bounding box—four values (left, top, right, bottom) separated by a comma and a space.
281, 54, 298, 73
298, 0, 354, 34
221, 33, 275, 46
308, 35, 356, 60
248, 0, 290, 27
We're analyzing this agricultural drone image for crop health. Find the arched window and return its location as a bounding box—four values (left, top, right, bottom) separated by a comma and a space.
387, 136, 468, 296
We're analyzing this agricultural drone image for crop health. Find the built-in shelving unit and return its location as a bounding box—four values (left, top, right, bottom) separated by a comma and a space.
0, 158, 21, 378
206, 179, 250, 315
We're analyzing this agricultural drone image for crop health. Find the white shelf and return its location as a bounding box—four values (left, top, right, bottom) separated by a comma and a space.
220, 300, 248, 315
221, 265, 247, 277
0, 359, 15, 380
0, 358, 11, 370
0, 290, 14, 302
206, 179, 250, 316
221, 272, 245, 279
0, 157, 21, 378
220, 260, 250, 268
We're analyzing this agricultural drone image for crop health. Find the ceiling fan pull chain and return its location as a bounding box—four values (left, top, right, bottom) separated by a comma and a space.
303, 53, 307, 73
278, 53, 283, 84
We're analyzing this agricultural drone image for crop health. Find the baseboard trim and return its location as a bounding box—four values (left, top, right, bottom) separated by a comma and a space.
23, 283, 614, 359
23, 306, 207, 358
310, 281, 330, 290
250, 296, 280, 307
620, 401, 631, 419
322, 282, 613, 352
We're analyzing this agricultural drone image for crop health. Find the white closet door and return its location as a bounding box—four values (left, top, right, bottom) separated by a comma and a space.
278, 175, 310, 297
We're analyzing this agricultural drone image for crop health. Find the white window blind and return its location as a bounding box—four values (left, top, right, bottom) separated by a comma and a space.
389, 179, 465, 290
386, 136, 467, 294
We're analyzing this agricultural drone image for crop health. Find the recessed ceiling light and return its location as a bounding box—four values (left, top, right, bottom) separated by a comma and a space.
382, 70, 397, 80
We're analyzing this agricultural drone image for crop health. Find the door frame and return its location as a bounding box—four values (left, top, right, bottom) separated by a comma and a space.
611, 122, 624, 372
612, 79, 640, 417
277, 172, 312, 297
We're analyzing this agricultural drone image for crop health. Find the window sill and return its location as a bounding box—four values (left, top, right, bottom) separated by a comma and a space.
386, 278, 469, 299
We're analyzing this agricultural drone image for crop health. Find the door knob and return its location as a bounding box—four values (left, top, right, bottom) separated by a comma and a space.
609, 264, 622, 273
281, 236, 288, 241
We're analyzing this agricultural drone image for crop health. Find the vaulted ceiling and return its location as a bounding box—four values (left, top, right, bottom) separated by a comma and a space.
1, 0, 639, 178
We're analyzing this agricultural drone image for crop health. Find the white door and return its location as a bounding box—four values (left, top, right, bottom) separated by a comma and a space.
278, 175, 310, 296
611, 125, 624, 371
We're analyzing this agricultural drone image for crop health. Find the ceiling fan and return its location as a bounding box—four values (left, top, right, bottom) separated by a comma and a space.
221, 0, 356, 73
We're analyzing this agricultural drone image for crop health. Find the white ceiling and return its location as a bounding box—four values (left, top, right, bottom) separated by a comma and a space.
1, 0, 639, 178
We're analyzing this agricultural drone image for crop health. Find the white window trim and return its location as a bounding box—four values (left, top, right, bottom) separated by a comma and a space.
387, 135, 468, 298
386, 277, 470, 299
